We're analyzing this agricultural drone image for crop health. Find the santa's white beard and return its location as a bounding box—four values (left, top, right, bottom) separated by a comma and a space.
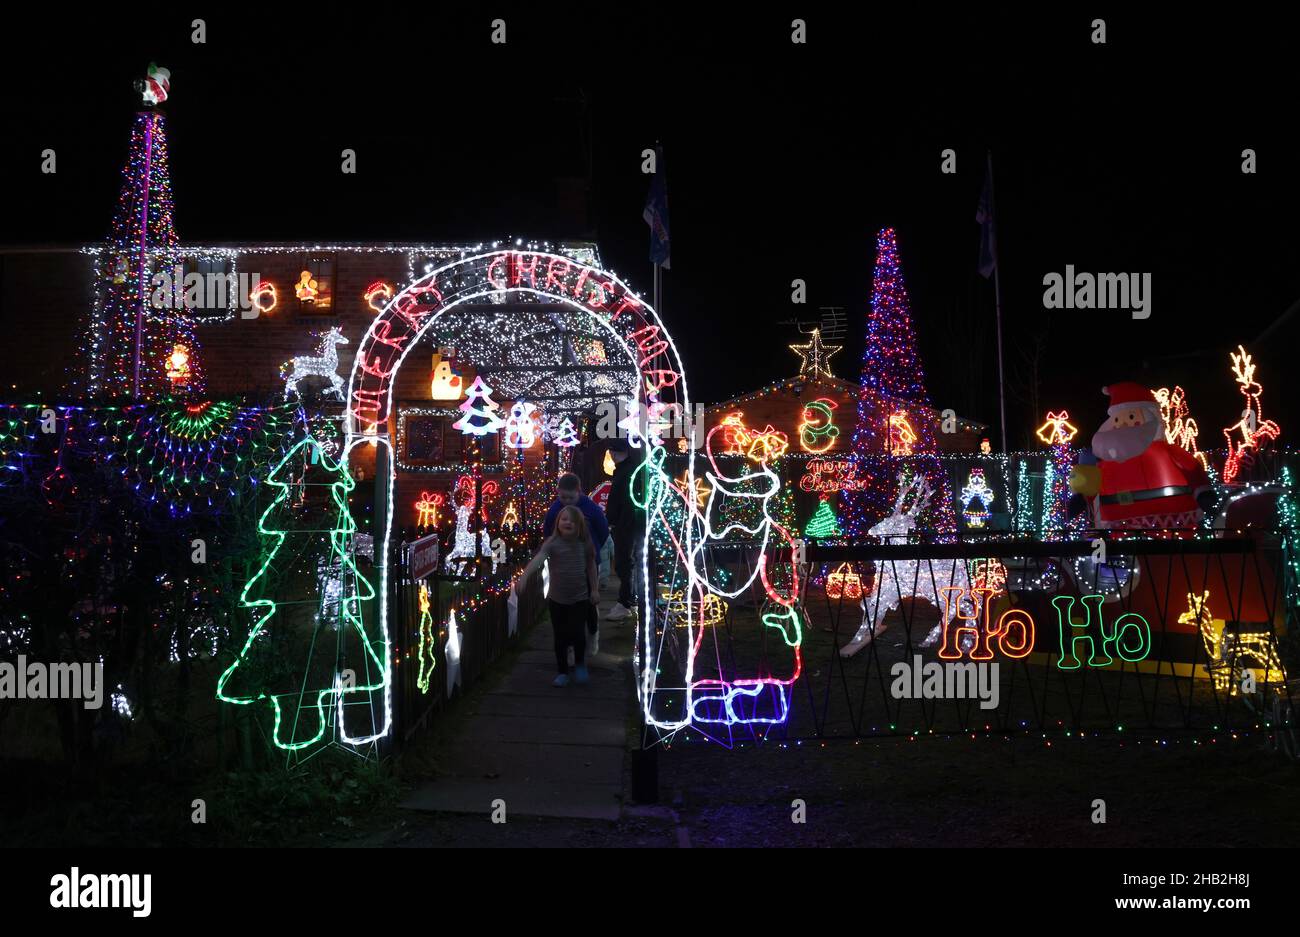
1092, 421, 1161, 462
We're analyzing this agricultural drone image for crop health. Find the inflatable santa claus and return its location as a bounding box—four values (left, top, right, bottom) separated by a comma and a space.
1068, 382, 1214, 531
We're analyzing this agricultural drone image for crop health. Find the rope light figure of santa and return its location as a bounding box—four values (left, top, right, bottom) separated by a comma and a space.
1068, 382, 1214, 532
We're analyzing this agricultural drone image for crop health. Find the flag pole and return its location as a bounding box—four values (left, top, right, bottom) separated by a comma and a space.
988, 149, 1009, 453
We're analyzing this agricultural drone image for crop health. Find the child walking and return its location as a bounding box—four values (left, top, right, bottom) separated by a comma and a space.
515, 505, 600, 687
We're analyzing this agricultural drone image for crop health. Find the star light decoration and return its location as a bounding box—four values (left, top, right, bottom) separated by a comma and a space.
789, 327, 841, 379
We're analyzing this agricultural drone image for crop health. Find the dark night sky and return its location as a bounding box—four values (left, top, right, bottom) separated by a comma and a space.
2, 6, 1297, 446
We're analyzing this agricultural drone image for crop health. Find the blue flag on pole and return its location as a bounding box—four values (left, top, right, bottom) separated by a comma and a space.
976, 162, 996, 279
643, 146, 671, 269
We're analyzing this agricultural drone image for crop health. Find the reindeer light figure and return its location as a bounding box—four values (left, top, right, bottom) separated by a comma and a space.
1222, 345, 1280, 485
839, 472, 972, 657
282, 327, 348, 400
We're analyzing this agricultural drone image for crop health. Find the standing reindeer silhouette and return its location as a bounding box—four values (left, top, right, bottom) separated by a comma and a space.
282, 327, 348, 400
839, 472, 972, 657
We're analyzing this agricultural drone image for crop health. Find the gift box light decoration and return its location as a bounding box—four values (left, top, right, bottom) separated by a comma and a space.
825, 562, 863, 600
666, 590, 728, 628
414, 490, 444, 528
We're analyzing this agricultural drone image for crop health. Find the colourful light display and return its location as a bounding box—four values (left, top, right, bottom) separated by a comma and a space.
841, 473, 970, 656
887, 410, 917, 455
453, 375, 506, 436
798, 397, 839, 453
414, 490, 444, 528
789, 327, 841, 379
88, 105, 202, 398
804, 497, 842, 538
281, 327, 348, 400
1154, 385, 1209, 471
825, 562, 863, 600
1222, 345, 1281, 484
216, 438, 386, 752
1036, 410, 1079, 446
960, 468, 994, 527
843, 227, 956, 538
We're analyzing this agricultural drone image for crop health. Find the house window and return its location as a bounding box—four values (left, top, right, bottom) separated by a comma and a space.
181, 256, 234, 318
297, 255, 335, 312
397, 406, 503, 472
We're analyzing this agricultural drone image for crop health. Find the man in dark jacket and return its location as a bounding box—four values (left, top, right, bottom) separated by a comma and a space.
603, 442, 645, 619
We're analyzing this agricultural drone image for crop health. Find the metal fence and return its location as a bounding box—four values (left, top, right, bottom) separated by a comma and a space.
645, 531, 1297, 746
388, 533, 544, 746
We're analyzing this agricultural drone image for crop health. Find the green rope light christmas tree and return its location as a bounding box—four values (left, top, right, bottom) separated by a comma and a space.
216, 437, 387, 753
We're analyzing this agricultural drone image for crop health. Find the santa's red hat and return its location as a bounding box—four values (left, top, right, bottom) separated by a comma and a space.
1102, 382, 1158, 414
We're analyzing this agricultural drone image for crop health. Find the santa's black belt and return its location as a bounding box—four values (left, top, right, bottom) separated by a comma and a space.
1099, 485, 1190, 506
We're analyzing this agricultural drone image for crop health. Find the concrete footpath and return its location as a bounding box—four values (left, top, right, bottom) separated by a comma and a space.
401, 579, 635, 821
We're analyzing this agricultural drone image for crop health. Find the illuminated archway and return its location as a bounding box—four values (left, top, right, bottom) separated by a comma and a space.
343, 249, 699, 743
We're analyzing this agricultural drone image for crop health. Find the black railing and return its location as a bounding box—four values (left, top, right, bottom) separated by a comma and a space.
645, 530, 1297, 745
388, 532, 544, 746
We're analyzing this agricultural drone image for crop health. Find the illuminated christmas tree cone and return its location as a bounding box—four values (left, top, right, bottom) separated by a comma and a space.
216, 438, 387, 754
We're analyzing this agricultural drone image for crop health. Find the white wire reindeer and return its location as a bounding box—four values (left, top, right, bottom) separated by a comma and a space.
839, 473, 972, 658
282, 327, 348, 400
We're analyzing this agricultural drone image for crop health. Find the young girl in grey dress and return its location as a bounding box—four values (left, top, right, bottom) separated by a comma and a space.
516, 505, 599, 687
